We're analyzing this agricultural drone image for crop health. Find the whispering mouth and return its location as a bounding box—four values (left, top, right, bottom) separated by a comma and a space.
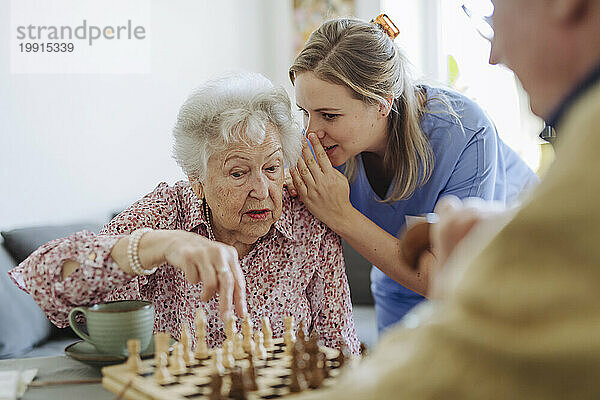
324, 144, 337, 151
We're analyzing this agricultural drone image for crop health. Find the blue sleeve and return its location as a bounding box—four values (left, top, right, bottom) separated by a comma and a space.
440, 126, 499, 201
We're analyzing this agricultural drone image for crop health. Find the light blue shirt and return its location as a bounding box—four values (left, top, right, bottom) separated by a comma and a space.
344, 86, 539, 333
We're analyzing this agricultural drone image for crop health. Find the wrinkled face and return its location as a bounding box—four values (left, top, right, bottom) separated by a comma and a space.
195, 124, 284, 245
294, 72, 388, 166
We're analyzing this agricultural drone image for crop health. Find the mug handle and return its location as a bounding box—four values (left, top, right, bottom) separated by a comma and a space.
68, 307, 95, 345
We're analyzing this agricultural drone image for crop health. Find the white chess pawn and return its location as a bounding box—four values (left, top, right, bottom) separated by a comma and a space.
154, 332, 171, 365
284, 330, 296, 356
262, 317, 274, 349
126, 339, 143, 373
284, 316, 296, 355
180, 323, 196, 365
154, 353, 172, 384
212, 348, 225, 375
242, 332, 255, 356
222, 340, 235, 369
254, 331, 267, 360
194, 331, 209, 360
195, 308, 207, 329
284, 316, 296, 340
233, 332, 246, 360
242, 314, 254, 337
194, 311, 209, 359
169, 343, 187, 374
225, 315, 237, 342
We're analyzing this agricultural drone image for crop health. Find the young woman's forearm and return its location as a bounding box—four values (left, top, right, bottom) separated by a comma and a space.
335, 207, 430, 296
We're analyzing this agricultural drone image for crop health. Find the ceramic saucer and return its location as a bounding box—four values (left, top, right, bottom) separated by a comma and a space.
65, 336, 174, 367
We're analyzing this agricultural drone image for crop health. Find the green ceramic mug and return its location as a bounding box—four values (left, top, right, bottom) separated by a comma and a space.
68, 300, 154, 356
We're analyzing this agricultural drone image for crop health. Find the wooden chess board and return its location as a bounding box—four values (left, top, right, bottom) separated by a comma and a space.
102, 338, 346, 399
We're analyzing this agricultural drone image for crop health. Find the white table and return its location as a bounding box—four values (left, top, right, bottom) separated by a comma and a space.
0, 355, 112, 400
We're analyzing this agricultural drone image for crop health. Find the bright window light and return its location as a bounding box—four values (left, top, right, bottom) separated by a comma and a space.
383, 0, 543, 171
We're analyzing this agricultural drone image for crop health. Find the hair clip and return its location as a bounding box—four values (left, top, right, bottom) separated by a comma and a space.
370, 14, 400, 40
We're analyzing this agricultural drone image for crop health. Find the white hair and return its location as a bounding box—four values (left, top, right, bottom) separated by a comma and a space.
172, 71, 302, 182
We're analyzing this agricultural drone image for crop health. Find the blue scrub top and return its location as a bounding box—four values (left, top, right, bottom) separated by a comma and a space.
344, 86, 539, 333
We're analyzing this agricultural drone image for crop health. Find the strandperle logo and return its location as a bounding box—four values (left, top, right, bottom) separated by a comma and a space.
16, 19, 146, 46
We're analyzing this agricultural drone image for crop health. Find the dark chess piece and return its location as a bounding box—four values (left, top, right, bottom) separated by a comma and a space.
209, 370, 223, 400
290, 357, 308, 393
335, 344, 351, 369
292, 335, 305, 364
318, 349, 329, 378
307, 332, 320, 354
360, 342, 368, 358
228, 366, 247, 400
307, 350, 326, 389
297, 320, 307, 343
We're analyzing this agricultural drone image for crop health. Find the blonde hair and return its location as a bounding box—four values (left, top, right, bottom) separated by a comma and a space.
290, 18, 440, 202
172, 71, 302, 183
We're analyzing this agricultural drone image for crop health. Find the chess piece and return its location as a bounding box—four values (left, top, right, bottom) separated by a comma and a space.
180, 323, 196, 365
308, 349, 325, 388
209, 370, 224, 400
169, 343, 187, 374
335, 344, 351, 369
241, 314, 255, 355
242, 333, 255, 356
284, 316, 295, 337
261, 317, 274, 349
195, 308, 207, 329
289, 357, 308, 393
154, 332, 171, 364
222, 338, 232, 353
225, 314, 237, 341
306, 332, 320, 356
245, 354, 258, 391
242, 314, 254, 336
222, 340, 235, 369
297, 320, 307, 343
292, 335, 306, 362
212, 348, 225, 375
154, 352, 172, 384
126, 339, 143, 373
284, 316, 296, 356
360, 342, 368, 358
195, 309, 209, 359
228, 366, 248, 400
194, 333, 209, 359
318, 349, 330, 378
233, 332, 246, 360
254, 331, 267, 360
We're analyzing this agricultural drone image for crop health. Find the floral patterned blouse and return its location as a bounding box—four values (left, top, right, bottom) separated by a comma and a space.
9, 181, 359, 354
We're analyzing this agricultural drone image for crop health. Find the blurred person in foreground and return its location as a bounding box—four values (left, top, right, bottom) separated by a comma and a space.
296, 0, 600, 398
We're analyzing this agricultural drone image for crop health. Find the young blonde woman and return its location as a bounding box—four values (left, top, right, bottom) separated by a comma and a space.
289, 16, 538, 333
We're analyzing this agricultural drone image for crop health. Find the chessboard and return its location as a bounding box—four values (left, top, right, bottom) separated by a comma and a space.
102, 312, 353, 400
102, 337, 347, 400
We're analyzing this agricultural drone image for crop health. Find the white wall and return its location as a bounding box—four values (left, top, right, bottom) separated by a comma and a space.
0, 0, 295, 230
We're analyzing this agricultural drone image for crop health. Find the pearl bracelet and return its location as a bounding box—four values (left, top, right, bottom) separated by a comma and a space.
127, 228, 157, 276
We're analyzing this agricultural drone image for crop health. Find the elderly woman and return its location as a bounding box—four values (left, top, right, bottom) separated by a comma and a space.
8, 72, 359, 353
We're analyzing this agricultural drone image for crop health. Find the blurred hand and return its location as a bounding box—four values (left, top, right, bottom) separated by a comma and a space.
430, 196, 506, 275
289, 133, 353, 233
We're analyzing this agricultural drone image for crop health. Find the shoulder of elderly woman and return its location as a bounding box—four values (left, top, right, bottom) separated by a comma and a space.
281, 189, 335, 242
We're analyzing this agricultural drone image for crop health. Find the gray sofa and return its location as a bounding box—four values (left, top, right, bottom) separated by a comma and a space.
0, 223, 102, 359
0, 224, 377, 359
